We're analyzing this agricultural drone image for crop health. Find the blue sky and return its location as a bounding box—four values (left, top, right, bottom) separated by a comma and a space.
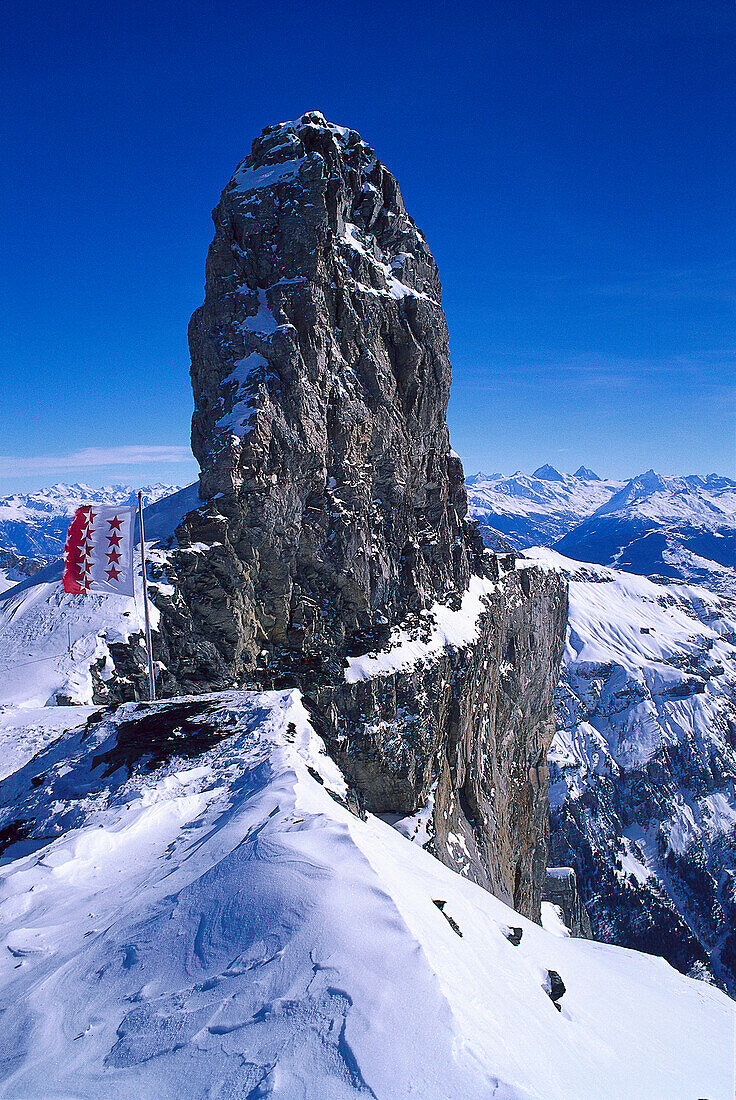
2, 0, 734, 493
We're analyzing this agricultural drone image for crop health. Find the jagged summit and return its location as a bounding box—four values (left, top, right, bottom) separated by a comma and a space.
143, 114, 568, 918
532, 464, 565, 481
574, 465, 600, 481
179, 110, 485, 688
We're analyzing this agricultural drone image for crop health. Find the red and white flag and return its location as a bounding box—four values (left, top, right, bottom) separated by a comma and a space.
62, 506, 136, 596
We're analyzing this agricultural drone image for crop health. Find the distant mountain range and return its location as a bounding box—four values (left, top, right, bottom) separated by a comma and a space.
467, 466, 736, 595
466, 465, 622, 547
0, 483, 180, 591
2, 471, 733, 598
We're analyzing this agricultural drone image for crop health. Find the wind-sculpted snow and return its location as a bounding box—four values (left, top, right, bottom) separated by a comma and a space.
0, 692, 732, 1099
526, 549, 736, 994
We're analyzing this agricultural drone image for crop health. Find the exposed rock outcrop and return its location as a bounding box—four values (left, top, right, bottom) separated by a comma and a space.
126, 114, 566, 920
172, 111, 483, 686
543, 867, 592, 938
0, 549, 44, 588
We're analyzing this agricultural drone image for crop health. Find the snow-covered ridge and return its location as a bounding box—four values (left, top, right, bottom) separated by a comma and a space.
553, 470, 736, 595
0, 691, 731, 1098
0, 482, 179, 523
466, 465, 735, 547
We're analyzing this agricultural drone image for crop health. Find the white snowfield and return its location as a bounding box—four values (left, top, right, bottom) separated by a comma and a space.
524, 547, 736, 768
524, 547, 734, 671
0, 691, 733, 1100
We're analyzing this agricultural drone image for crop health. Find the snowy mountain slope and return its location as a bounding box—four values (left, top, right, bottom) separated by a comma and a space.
0, 483, 180, 590
466, 466, 736, 596
0, 549, 44, 595
592, 470, 736, 525
555, 471, 736, 596
524, 549, 736, 994
0, 691, 732, 1100
0, 484, 201, 707
466, 466, 623, 548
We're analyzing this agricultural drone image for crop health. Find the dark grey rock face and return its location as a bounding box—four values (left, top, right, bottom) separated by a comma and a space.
172, 111, 481, 687
549, 728, 736, 990
316, 566, 567, 919
115, 114, 567, 921
0, 549, 44, 586
543, 867, 592, 938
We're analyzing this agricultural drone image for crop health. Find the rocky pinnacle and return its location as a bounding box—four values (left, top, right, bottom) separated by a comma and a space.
133, 114, 568, 921
176, 111, 484, 683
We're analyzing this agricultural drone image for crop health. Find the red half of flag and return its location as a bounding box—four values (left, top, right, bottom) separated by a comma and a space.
62, 508, 91, 594
62, 505, 136, 596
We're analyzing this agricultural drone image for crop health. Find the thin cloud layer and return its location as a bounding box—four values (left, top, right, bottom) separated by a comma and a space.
0, 446, 193, 478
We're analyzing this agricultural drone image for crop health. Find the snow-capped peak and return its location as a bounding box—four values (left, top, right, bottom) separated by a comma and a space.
532, 464, 566, 482
574, 466, 601, 481
592, 470, 736, 523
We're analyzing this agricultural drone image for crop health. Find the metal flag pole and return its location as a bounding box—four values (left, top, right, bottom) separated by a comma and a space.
137, 491, 156, 701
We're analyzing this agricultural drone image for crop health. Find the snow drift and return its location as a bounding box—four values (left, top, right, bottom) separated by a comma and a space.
0, 692, 733, 1099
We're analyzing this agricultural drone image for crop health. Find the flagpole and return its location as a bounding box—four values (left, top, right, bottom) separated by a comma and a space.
137, 491, 156, 702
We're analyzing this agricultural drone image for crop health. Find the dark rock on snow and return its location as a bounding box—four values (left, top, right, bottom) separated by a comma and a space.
544, 970, 566, 1010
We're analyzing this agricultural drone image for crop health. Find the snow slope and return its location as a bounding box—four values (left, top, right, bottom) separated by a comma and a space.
524, 549, 736, 993
0, 483, 180, 590
592, 470, 736, 526
0, 691, 732, 1099
554, 471, 736, 595
466, 466, 622, 548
